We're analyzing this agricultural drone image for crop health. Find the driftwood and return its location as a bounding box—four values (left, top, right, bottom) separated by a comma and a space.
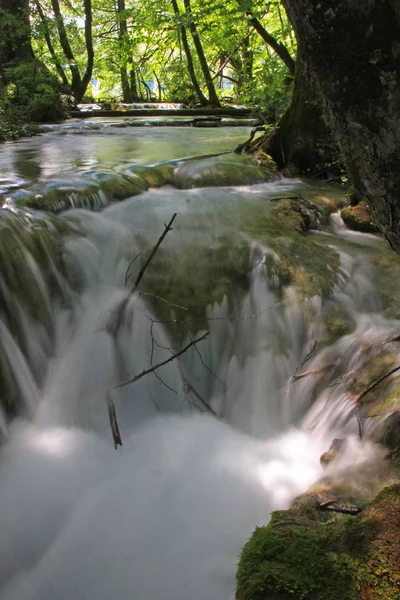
316, 500, 362, 515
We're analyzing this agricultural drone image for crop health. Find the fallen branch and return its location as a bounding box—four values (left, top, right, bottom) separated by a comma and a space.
114, 331, 210, 389
293, 340, 317, 379
292, 361, 336, 383
354, 364, 400, 405
316, 501, 362, 515
107, 393, 122, 449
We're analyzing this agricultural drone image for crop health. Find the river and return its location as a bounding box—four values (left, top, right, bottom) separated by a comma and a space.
0, 121, 399, 600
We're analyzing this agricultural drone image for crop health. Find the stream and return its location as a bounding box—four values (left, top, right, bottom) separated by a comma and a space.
0, 122, 400, 600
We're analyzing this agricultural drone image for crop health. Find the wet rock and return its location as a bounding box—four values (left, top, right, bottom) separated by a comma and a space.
320, 438, 345, 465
86, 170, 148, 199
271, 196, 322, 232
341, 202, 379, 233
121, 164, 175, 187
175, 154, 275, 189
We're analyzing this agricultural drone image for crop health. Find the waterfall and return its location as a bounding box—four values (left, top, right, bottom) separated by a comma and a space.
0, 149, 399, 599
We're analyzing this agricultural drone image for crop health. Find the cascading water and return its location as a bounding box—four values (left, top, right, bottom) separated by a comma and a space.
0, 124, 399, 600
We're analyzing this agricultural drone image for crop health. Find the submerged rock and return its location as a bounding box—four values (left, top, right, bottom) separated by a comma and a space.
175, 154, 275, 189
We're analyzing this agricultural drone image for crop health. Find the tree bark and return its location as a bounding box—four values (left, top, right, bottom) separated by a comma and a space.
281, 0, 400, 252
249, 53, 336, 174
171, 0, 208, 106
183, 0, 220, 107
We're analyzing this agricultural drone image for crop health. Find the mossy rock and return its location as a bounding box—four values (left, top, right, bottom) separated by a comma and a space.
341, 203, 379, 233
121, 164, 175, 187
87, 170, 148, 200
236, 485, 400, 600
175, 154, 275, 189
323, 304, 355, 345
232, 201, 340, 300
138, 234, 252, 336
349, 353, 398, 408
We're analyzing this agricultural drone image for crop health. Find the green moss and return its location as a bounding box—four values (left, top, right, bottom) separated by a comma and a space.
236, 485, 400, 600
138, 234, 251, 335
341, 203, 378, 233
350, 353, 398, 405
233, 202, 340, 300
323, 304, 355, 345
123, 164, 175, 187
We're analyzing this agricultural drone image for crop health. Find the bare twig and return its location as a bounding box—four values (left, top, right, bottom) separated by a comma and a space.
354, 364, 400, 405
107, 393, 122, 449
181, 373, 219, 417
124, 252, 143, 287
114, 332, 210, 389
150, 321, 177, 394
134, 214, 177, 290
292, 362, 335, 383
234, 126, 266, 154
293, 340, 317, 379
107, 213, 177, 337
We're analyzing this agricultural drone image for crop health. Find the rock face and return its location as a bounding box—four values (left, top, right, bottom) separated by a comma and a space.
281, 0, 400, 252
236, 485, 400, 600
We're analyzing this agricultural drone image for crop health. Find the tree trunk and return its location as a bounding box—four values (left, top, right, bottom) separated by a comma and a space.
281, 0, 400, 252
171, 0, 208, 106
34, 0, 69, 87
183, 0, 220, 107
249, 54, 336, 174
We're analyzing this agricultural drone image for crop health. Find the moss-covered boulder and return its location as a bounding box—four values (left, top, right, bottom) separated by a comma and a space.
86, 170, 148, 200
120, 164, 175, 187
236, 485, 400, 600
175, 154, 276, 189
341, 203, 379, 233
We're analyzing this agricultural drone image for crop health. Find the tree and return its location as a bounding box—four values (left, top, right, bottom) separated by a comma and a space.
47, 0, 94, 103
0, 0, 66, 121
279, 0, 400, 251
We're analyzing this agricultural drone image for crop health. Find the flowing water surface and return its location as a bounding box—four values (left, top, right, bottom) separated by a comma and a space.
0, 122, 399, 600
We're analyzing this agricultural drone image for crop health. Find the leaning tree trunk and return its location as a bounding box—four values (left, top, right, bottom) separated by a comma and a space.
281, 0, 400, 252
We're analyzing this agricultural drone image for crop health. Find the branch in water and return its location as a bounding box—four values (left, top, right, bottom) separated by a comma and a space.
354, 364, 400, 405
107, 393, 122, 449
114, 331, 210, 389
107, 213, 177, 337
